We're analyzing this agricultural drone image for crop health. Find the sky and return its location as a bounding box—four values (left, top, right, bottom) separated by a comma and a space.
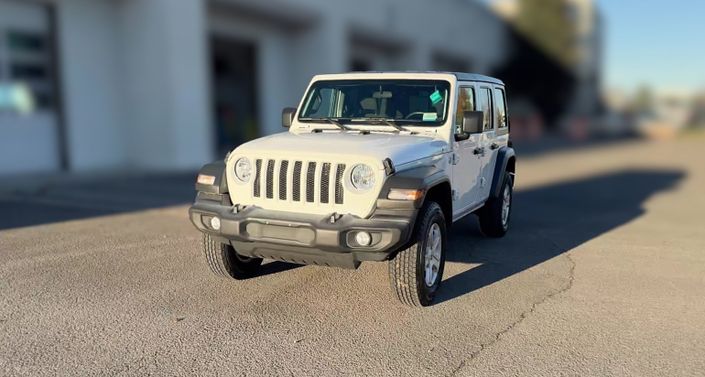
598, 0, 705, 96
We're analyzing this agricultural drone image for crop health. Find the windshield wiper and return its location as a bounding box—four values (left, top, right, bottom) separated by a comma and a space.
351, 117, 410, 133
298, 117, 352, 131
322, 117, 351, 131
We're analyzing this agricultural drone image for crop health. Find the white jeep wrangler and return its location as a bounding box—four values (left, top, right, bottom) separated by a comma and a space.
189, 72, 516, 306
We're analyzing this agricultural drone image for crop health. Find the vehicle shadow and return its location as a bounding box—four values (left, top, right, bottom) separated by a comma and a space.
435, 169, 684, 304
256, 260, 303, 276
0, 173, 196, 231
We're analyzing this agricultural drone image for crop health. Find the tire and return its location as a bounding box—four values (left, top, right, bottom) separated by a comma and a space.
478, 172, 513, 238
202, 233, 263, 279
388, 201, 447, 307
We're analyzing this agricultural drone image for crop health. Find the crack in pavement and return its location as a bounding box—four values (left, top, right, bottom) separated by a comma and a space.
448, 234, 577, 376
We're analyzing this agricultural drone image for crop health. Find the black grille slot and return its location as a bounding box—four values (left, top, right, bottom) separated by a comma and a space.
253, 159, 262, 197
320, 163, 331, 203
306, 162, 316, 203
292, 161, 302, 201
335, 164, 345, 204
265, 160, 275, 199
279, 160, 289, 200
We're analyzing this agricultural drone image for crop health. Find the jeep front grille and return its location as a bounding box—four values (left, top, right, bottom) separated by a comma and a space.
252, 159, 346, 206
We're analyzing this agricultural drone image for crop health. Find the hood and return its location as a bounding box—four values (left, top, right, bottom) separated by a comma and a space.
233, 131, 449, 169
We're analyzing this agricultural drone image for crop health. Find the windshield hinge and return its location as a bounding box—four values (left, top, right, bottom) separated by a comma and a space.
383, 158, 395, 176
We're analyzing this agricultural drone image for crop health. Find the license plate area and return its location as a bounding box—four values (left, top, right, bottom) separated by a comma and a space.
244, 222, 316, 245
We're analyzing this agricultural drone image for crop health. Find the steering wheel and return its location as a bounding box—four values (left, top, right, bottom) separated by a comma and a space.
405, 112, 427, 120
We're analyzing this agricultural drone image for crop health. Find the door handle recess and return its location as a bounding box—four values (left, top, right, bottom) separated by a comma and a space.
490, 143, 500, 150
473, 147, 484, 155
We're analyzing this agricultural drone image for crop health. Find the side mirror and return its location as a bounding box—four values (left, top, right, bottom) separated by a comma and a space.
462, 111, 484, 134
282, 107, 296, 128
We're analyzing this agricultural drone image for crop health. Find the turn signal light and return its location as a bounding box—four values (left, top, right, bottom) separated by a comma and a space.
197, 174, 216, 185
387, 189, 424, 201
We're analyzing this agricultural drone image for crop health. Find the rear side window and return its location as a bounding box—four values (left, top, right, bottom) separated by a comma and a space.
454, 87, 475, 133
494, 88, 508, 129
478, 87, 493, 131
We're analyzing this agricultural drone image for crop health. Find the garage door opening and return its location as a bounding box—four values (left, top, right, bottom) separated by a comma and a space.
0, 2, 62, 175
210, 37, 259, 158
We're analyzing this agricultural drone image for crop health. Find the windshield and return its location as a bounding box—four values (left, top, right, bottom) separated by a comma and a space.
299, 80, 451, 126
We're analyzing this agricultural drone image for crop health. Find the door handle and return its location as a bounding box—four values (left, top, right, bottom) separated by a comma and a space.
473, 147, 485, 155
490, 143, 500, 150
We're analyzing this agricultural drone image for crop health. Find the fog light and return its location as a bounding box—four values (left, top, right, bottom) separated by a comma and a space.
209, 216, 221, 231
355, 231, 372, 246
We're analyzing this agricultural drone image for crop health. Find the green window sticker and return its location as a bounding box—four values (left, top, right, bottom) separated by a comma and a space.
429, 90, 443, 105
422, 113, 438, 122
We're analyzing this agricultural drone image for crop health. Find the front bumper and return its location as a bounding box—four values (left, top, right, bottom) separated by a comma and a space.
189, 198, 415, 269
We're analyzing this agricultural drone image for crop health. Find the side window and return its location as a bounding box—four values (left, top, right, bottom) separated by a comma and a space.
494, 88, 508, 129
454, 86, 475, 133
478, 87, 493, 131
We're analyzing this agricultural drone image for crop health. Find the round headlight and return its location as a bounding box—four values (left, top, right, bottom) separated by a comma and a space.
350, 164, 375, 191
234, 158, 252, 182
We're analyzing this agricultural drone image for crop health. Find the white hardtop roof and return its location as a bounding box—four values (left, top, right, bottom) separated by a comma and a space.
311, 71, 504, 85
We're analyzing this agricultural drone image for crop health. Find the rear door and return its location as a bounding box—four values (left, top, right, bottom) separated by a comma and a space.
475, 86, 495, 202
477, 85, 510, 202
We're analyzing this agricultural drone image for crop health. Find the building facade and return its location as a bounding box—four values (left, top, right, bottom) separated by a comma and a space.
1, 0, 587, 176
490, 0, 604, 132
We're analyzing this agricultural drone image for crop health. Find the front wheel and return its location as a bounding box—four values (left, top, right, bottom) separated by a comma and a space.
388, 201, 447, 307
202, 234, 263, 279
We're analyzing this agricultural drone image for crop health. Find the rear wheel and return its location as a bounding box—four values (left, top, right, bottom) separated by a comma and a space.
388, 201, 447, 307
202, 234, 262, 279
478, 172, 513, 238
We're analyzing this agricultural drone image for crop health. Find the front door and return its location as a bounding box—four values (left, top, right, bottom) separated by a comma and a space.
451, 85, 483, 220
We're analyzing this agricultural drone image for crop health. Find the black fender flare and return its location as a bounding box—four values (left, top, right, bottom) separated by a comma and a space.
376, 164, 449, 210
373, 164, 451, 253
374, 163, 452, 227
195, 160, 228, 194
489, 147, 516, 198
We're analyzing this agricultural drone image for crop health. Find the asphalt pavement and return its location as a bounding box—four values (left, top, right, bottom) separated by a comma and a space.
1, 136, 704, 376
